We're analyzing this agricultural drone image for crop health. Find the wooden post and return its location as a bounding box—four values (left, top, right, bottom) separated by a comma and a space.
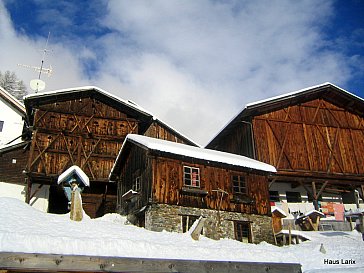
288, 224, 292, 245
272, 220, 278, 246
25, 177, 32, 204
312, 182, 319, 210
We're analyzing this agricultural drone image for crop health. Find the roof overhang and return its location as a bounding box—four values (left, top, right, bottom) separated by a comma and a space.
0, 86, 26, 117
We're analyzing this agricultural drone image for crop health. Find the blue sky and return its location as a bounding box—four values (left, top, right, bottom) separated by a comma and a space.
1, 0, 363, 145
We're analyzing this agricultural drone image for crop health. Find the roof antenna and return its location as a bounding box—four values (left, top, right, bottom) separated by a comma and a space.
18, 32, 52, 93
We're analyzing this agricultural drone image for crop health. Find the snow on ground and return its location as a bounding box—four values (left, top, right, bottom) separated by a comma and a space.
0, 197, 363, 272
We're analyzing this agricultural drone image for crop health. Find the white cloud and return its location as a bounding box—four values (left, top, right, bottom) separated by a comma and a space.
0, 2, 88, 92
0, 0, 360, 145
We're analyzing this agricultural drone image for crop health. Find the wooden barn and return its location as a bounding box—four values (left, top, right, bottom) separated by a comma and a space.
22, 86, 197, 217
207, 83, 364, 220
109, 134, 276, 243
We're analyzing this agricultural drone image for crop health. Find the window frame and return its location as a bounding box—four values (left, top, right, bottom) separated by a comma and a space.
234, 221, 252, 243
132, 176, 141, 192
181, 215, 201, 233
183, 165, 200, 188
231, 174, 247, 195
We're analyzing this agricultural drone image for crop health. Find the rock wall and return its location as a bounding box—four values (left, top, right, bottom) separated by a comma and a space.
144, 203, 274, 244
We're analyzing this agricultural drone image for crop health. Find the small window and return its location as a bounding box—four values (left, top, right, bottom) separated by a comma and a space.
181, 215, 200, 233
235, 221, 252, 243
183, 166, 200, 187
132, 176, 141, 192
269, 191, 280, 202
0, 121, 4, 132
286, 191, 302, 203
232, 175, 247, 195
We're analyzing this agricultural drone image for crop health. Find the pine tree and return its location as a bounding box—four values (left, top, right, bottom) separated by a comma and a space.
0, 70, 28, 101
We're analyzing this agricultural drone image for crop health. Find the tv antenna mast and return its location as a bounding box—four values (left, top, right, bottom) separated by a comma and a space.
18, 32, 53, 93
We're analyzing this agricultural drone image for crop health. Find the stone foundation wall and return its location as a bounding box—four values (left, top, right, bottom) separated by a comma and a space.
144, 204, 274, 244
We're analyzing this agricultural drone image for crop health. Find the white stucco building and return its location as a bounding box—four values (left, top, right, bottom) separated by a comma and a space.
0, 86, 25, 148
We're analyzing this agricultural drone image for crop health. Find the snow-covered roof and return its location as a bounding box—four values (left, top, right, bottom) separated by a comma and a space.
0, 86, 26, 115
271, 206, 287, 217
245, 82, 363, 108
57, 165, 90, 187
116, 134, 276, 173
297, 210, 325, 220
24, 86, 153, 117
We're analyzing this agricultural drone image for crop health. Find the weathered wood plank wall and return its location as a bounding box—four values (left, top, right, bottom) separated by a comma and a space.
253, 99, 364, 175
151, 157, 270, 215
27, 98, 138, 180
144, 121, 189, 144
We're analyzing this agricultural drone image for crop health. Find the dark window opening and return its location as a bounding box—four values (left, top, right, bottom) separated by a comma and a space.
48, 184, 69, 214
232, 175, 247, 195
235, 221, 252, 243
0, 120, 4, 132
269, 191, 280, 202
183, 166, 200, 187
181, 215, 201, 233
286, 191, 302, 203
132, 176, 141, 192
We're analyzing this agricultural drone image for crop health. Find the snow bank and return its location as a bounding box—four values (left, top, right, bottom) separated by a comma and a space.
0, 197, 363, 272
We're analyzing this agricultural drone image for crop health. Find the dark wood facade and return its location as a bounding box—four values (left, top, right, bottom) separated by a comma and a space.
23, 87, 197, 217
207, 83, 364, 209
112, 135, 272, 220
0, 142, 29, 184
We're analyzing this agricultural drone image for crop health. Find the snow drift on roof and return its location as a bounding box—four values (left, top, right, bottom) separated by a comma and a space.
126, 134, 276, 173
57, 165, 90, 187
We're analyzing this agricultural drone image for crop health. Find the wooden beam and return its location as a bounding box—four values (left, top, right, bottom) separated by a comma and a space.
30, 133, 61, 172
315, 125, 344, 173
29, 184, 44, 201
25, 178, 32, 204
0, 252, 302, 273
265, 120, 294, 170
312, 182, 318, 210
316, 181, 329, 199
